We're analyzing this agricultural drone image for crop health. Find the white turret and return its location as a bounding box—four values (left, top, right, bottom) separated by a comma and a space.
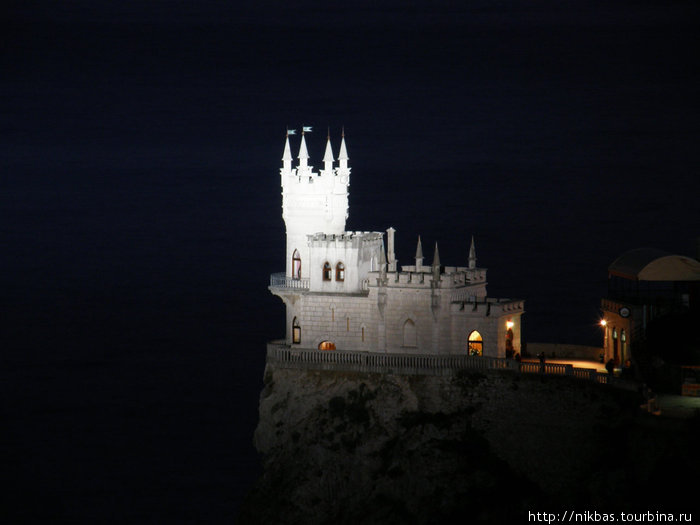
281, 128, 350, 280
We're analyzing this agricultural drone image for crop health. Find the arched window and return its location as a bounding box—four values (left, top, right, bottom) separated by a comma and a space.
322, 262, 332, 281
292, 250, 301, 280
468, 330, 483, 356
403, 319, 417, 347
335, 262, 345, 281
318, 341, 336, 351
292, 317, 301, 344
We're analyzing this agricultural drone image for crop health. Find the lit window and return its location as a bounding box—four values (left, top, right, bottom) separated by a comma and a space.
323, 262, 332, 281
318, 341, 336, 351
292, 317, 301, 344
468, 330, 483, 356
336, 262, 345, 281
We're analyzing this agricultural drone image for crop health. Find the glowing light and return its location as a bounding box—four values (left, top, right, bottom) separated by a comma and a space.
506, 320, 514, 329
468, 330, 483, 356
600, 319, 607, 327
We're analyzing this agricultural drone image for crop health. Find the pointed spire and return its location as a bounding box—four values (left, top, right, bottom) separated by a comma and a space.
281, 129, 294, 176
323, 133, 334, 173
432, 242, 440, 268
283, 135, 292, 160
469, 235, 477, 269
298, 131, 309, 170
415, 235, 424, 272
338, 127, 349, 170
432, 241, 441, 283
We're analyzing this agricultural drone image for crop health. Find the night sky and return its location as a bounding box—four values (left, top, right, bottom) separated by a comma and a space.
2, 1, 699, 522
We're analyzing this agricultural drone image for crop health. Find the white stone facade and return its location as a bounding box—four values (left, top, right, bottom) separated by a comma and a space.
270, 130, 524, 358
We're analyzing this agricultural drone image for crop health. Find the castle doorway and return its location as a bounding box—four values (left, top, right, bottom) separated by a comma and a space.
468, 331, 483, 356
319, 341, 336, 351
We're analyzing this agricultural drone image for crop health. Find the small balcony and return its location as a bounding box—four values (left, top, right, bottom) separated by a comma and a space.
269, 272, 310, 290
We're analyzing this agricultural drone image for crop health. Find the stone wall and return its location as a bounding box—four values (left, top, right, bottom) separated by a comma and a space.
293, 294, 374, 350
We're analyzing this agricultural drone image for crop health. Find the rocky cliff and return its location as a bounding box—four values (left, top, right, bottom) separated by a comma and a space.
239, 364, 699, 523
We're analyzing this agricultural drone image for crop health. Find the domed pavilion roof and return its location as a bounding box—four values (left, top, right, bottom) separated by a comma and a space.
609, 248, 700, 281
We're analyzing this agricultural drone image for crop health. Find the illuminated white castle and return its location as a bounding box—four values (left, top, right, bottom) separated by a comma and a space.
269, 129, 524, 357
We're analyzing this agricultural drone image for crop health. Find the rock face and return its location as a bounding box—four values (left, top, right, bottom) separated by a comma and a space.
239, 364, 699, 524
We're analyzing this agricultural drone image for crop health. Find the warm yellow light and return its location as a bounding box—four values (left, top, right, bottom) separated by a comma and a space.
600, 319, 607, 327
506, 321, 514, 329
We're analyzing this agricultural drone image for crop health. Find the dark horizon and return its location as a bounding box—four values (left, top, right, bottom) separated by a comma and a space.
2, 0, 699, 521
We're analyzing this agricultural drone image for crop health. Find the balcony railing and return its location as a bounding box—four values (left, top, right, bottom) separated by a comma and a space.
265, 342, 634, 388
270, 272, 310, 290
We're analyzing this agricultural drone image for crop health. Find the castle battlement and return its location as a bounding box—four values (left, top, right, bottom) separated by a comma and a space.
308, 231, 383, 244
270, 127, 524, 357
369, 267, 487, 291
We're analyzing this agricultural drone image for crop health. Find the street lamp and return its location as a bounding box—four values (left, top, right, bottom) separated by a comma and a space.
600, 318, 608, 362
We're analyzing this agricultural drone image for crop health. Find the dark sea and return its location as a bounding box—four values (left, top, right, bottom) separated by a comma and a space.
2, 1, 699, 522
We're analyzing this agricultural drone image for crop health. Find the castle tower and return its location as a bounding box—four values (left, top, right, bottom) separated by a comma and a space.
281, 129, 350, 280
